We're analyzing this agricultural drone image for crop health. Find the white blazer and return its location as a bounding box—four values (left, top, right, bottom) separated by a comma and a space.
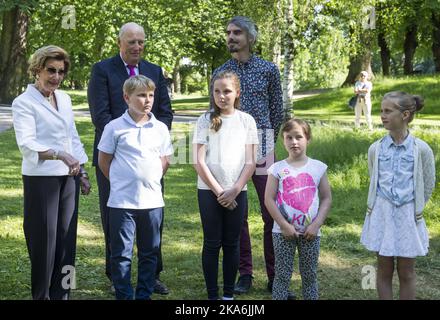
12, 84, 88, 176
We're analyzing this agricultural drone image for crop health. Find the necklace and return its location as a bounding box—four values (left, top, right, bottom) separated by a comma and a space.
44, 94, 53, 104
35, 83, 53, 104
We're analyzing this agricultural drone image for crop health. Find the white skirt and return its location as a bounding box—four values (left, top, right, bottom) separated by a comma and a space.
360, 196, 429, 258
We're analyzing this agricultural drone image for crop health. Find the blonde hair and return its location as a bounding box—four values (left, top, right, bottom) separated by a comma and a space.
281, 118, 312, 141
123, 75, 156, 96
209, 70, 240, 132
383, 91, 424, 123
28, 45, 70, 78
360, 71, 368, 78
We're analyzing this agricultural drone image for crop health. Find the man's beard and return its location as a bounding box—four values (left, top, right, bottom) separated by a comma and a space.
228, 43, 239, 53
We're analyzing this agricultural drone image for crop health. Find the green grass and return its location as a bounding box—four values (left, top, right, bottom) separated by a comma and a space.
1, 75, 440, 300
64, 89, 89, 111
1, 121, 439, 300
293, 74, 440, 126
67, 73, 440, 121
171, 95, 209, 114
66, 90, 210, 114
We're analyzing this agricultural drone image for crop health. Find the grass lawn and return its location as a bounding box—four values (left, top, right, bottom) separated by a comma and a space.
293, 74, 440, 127
66, 89, 210, 115
68, 73, 440, 125
1, 75, 439, 300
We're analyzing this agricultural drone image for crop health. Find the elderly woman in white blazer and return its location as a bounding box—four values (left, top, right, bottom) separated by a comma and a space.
12, 45, 90, 300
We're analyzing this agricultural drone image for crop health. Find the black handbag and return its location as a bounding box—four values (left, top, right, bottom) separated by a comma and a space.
348, 95, 357, 109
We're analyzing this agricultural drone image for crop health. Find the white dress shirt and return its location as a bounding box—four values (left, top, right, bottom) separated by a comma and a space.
12, 84, 88, 176
120, 53, 139, 76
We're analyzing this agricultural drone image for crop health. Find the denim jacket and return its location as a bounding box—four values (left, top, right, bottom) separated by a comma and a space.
366, 134, 435, 222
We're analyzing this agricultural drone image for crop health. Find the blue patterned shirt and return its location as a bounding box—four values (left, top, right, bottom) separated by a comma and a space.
377, 134, 415, 206
213, 55, 284, 158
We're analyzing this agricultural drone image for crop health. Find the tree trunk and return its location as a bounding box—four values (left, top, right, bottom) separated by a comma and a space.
378, 32, 391, 76
282, 0, 294, 119
432, 13, 440, 73
73, 80, 84, 90
390, 56, 399, 75
268, 0, 282, 67
0, 8, 30, 104
343, 27, 375, 86
403, 24, 418, 75
94, 24, 108, 58
342, 51, 374, 86
268, 21, 282, 67
172, 58, 181, 95
272, 39, 281, 67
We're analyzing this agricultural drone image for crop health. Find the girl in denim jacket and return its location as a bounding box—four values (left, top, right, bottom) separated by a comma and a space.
361, 91, 435, 300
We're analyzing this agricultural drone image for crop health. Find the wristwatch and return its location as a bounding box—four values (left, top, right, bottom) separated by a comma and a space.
79, 166, 89, 179
80, 172, 89, 179
52, 149, 59, 160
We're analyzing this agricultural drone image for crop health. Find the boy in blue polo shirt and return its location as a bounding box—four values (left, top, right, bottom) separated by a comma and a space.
98, 75, 173, 300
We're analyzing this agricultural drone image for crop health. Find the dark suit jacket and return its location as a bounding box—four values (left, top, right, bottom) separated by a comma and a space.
87, 54, 173, 166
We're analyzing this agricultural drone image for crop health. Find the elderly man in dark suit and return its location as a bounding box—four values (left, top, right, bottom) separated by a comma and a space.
88, 22, 173, 295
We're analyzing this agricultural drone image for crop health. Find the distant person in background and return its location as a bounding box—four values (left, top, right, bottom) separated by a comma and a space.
88, 22, 173, 295
12, 45, 90, 300
354, 71, 373, 130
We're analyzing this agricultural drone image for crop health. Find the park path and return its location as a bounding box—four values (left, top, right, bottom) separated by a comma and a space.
291, 88, 328, 100
0, 105, 13, 133
0, 89, 326, 133
172, 89, 326, 117
0, 106, 200, 133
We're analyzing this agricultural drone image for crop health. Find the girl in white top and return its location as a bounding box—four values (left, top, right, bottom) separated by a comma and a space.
354, 70, 373, 130
193, 70, 258, 300
265, 119, 332, 300
361, 91, 435, 300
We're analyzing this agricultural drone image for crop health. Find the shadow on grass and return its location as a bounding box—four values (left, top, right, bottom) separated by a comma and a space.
172, 96, 210, 113
2, 113, 439, 299
172, 97, 209, 105
0, 194, 23, 220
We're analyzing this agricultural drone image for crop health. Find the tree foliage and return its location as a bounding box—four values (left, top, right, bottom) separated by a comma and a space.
0, 0, 37, 103
1, 0, 439, 103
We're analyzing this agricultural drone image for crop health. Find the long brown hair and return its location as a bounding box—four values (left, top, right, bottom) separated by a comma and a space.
209, 70, 241, 132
